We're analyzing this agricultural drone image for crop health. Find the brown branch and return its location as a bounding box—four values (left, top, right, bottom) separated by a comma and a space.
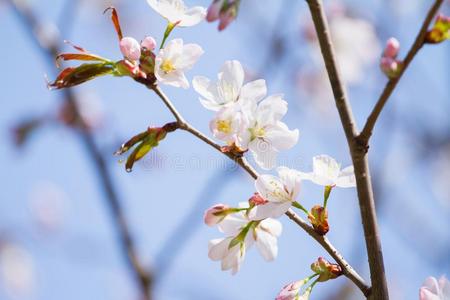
8, 1, 153, 298
358, 0, 445, 144
304, 0, 389, 298
149, 85, 369, 295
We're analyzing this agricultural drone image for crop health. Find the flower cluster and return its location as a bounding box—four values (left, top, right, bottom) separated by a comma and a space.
205, 155, 356, 274
194, 60, 299, 169
380, 37, 402, 79
49, 3, 205, 90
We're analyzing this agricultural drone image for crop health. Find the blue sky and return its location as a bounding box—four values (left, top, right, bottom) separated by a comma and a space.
1, 0, 449, 299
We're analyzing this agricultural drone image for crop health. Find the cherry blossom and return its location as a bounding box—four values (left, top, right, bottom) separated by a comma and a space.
209, 104, 247, 144
193, 60, 267, 111
238, 95, 299, 170
419, 276, 450, 300
146, 0, 206, 27
203, 204, 230, 226
298, 155, 356, 188
249, 167, 301, 220
141, 36, 157, 51
119, 37, 141, 61
208, 207, 282, 274
276, 277, 312, 300
155, 38, 203, 88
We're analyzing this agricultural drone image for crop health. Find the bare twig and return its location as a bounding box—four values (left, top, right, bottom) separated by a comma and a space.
359, 0, 445, 144
304, 0, 388, 298
8, 1, 153, 298
148, 85, 369, 295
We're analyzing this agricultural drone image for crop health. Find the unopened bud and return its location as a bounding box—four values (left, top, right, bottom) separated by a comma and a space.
206, 0, 225, 22
218, 7, 237, 31
380, 57, 402, 79
308, 205, 329, 235
204, 204, 230, 226
120, 37, 141, 61
248, 193, 268, 206
311, 257, 342, 282
383, 37, 400, 58
141, 36, 157, 51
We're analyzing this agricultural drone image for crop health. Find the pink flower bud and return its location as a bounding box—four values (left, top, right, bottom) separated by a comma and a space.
383, 37, 400, 58
207, 0, 224, 22
218, 7, 237, 31
204, 204, 229, 226
141, 36, 157, 51
380, 57, 400, 78
276, 280, 305, 300
119, 37, 141, 61
249, 193, 268, 206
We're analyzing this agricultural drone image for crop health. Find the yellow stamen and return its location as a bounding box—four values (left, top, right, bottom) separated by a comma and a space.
216, 120, 232, 134
160, 60, 175, 74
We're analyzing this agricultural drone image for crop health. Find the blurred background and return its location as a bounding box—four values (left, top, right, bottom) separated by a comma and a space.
1, 0, 449, 299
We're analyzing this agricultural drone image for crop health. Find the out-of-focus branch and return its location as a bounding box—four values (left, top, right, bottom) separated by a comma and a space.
149, 85, 370, 295
358, 0, 445, 144
304, 0, 388, 298
8, 1, 153, 298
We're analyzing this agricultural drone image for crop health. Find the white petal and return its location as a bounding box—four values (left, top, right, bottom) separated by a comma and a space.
218, 214, 247, 236
221, 243, 242, 271
255, 174, 288, 203
208, 237, 230, 261
178, 6, 206, 27
311, 155, 341, 186
256, 94, 287, 125
240, 79, 267, 104
193, 76, 221, 110
260, 218, 283, 237
336, 165, 356, 188
255, 228, 278, 261
249, 139, 278, 170
176, 43, 204, 69
264, 123, 299, 151
277, 166, 301, 200
218, 60, 244, 102
438, 276, 450, 298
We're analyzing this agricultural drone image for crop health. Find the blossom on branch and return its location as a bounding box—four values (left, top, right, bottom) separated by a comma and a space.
237, 95, 299, 169
155, 38, 204, 88
147, 0, 206, 27
208, 205, 282, 274
297, 155, 355, 188
249, 167, 301, 220
193, 60, 267, 111
380, 37, 402, 79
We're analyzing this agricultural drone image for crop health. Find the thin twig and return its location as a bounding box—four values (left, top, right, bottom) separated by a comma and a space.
304, 0, 389, 298
358, 0, 445, 144
8, 1, 153, 298
149, 85, 369, 295
285, 209, 370, 296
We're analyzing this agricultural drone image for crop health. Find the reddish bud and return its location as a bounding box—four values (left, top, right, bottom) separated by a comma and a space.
308, 205, 329, 235
311, 257, 342, 282
248, 193, 268, 206
207, 0, 225, 22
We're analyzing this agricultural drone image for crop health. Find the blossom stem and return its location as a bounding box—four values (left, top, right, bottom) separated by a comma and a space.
292, 201, 310, 216
159, 22, 176, 50
323, 185, 332, 208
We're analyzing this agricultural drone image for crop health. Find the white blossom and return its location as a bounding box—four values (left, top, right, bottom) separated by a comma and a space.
208, 206, 282, 274
155, 38, 203, 88
193, 60, 267, 111
419, 276, 450, 300
298, 155, 356, 188
209, 104, 247, 144
249, 167, 301, 220
238, 95, 299, 170
147, 0, 206, 27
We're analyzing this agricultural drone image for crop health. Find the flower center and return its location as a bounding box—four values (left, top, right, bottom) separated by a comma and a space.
160, 60, 176, 74
216, 120, 232, 134
250, 126, 265, 139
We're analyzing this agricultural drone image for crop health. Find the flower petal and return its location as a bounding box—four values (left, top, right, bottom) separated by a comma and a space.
255, 227, 278, 261
208, 237, 230, 261
176, 43, 204, 69
336, 165, 356, 188
240, 79, 267, 104
179, 6, 207, 27
249, 139, 278, 170
264, 123, 299, 151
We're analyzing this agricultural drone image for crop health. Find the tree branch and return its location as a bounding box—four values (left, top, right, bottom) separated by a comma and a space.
304, 0, 390, 298
358, 0, 445, 144
149, 85, 369, 295
8, 1, 153, 298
